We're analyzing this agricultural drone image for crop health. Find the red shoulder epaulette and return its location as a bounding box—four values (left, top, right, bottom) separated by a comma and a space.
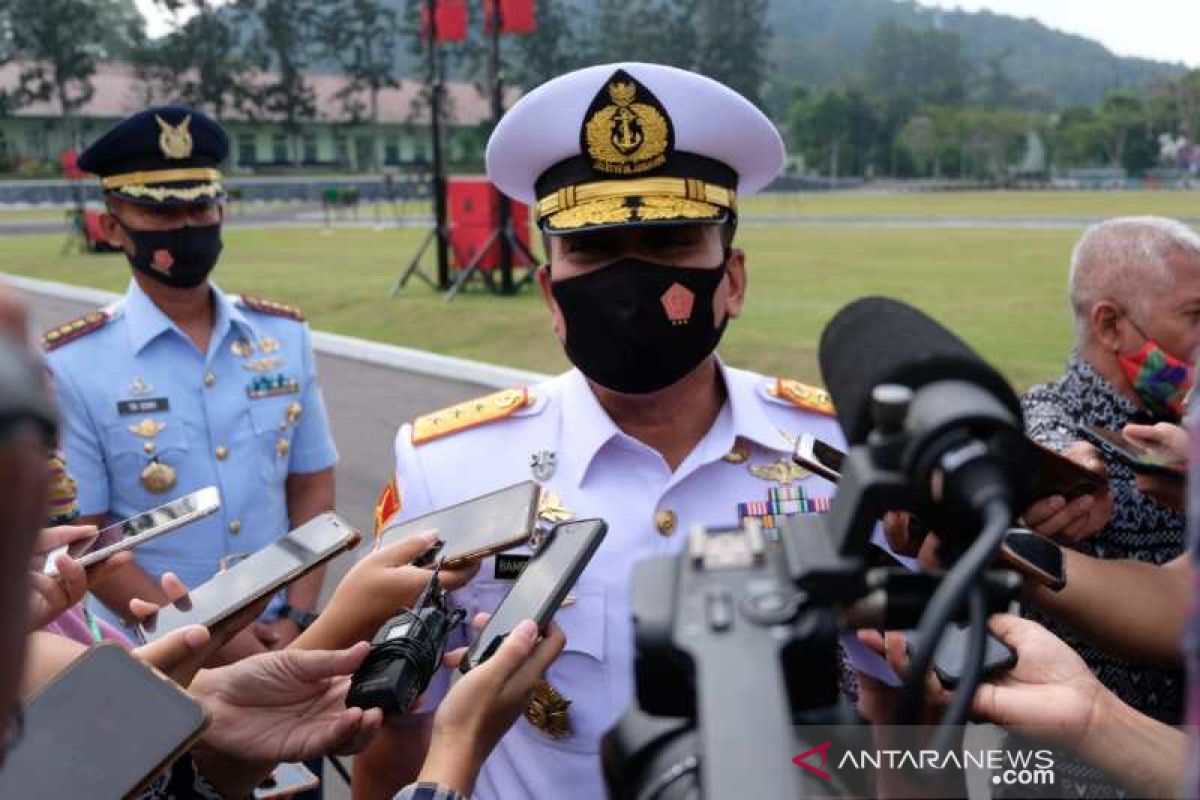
237, 294, 305, 321
41, 310, 109, 352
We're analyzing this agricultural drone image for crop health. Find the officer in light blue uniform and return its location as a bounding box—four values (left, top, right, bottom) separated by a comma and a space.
356, 63, 895, 800
43, 106, 338, 647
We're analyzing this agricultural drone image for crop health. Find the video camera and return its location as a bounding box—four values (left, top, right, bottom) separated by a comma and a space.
604, 297, 1034, 800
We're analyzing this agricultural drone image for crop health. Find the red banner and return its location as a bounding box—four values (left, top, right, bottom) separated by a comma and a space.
485, 0, 536, 35
421, 0, 468, 42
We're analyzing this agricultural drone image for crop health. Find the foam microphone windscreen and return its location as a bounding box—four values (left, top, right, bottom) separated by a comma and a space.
817, 297, 1022, 444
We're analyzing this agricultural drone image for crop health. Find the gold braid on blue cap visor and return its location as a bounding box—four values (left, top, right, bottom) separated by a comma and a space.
536, 177, 736, 228
101, 168, 224, 202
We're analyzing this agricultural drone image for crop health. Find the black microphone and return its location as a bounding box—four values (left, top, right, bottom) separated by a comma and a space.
818, 296, 1031, 535
818, 296, 1021, 445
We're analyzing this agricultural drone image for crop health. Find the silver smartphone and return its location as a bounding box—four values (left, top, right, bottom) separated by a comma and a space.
792, 433, 845, 483
254, 762, 320, 799
43, 486, 221, 575
140, 511, 361, 642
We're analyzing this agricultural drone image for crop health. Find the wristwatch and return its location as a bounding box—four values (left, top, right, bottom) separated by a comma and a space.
278, 604, 320, 631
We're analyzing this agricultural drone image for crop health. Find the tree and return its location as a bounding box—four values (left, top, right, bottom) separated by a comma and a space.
694, 0, 770, 109
1095, 90, 1149, 170
590, 0, 698, 70
7, 0, 112, 149
317, 0, 404, 171
236, 0, 320, 163
502, 0, 591, 91
786, 87, 878, 178
135, 1, 256, 117
864, 22, 969, 173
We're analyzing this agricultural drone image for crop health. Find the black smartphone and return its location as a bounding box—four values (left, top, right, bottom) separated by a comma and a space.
1076, 424, 1186, 481
791, 433, 844, 482
1029, 440, 1107, 500
378, 481, 541, 568
460, 518, 608, 673
43, 486, 222, 575
140, 511, 361, 642
998, 528, 1065, 591
0, 643, 209, 799
906, 623, 1018, 689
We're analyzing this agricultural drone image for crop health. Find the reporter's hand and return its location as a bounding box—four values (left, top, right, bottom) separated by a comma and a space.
1122, 422, 1188, 465
252, 617, 301, 650
1134, 472, 1186, 512
298, 530, 479, 650
189, 642, 383, 762
418, 619, 566, 796
1023, 442, 1113, 543
855, 629, 949, 725
132, 624, 212, 687
26, 525, 133, 630
970, 614, 1105, 749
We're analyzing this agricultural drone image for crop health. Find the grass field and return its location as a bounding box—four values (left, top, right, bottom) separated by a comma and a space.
3, 189, 1197, 225
0, 220, 1088, 389
737, 189, 1200, 219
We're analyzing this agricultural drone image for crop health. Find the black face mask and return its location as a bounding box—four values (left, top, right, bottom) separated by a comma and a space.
117, 220, 223, 289
550, 254, 731, 394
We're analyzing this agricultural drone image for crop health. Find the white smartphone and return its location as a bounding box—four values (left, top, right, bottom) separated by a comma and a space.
43, 487, 221, 575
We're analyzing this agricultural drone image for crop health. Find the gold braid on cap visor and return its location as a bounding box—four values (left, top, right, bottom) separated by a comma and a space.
101, 168, 223, 189
536, 177, 736, 220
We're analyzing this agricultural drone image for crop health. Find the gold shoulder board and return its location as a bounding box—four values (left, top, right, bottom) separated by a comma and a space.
770, 378, 835, 417
41, 310, 109, 352
412, 388, 532, 446
237, 294, 305, 321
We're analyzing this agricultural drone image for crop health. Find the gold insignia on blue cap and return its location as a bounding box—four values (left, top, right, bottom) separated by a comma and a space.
156, 114, 194, 160
582, 70, 672, 176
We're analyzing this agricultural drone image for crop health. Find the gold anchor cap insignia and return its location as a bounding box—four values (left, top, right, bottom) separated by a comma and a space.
582, 69, 672, 176
156, 114, 193, 160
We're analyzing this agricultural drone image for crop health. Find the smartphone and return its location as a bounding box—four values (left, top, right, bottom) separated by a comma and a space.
792, 433, 844, 482
1076, 424, 1186, 481
1029, 439, 1107, 500
998, 528, 1065, 591
0, 643, 209, 799
140, 511, 361, 642
906, 623, 1018, 689
460, 518, 608, 673
254, 762, 320, 799
378, 481, 541, 568
44, 486, 221, 575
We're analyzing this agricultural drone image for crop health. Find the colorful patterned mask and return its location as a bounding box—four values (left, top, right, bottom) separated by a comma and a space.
1118, 339, 1195, 420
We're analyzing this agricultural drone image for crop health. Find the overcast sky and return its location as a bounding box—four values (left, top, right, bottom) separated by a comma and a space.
135, 0, 1200, 68
915, 0, 1200, 67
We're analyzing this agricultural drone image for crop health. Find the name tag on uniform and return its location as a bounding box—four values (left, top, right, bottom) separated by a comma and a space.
117, 397, 170, 415
494, 554, 531, 581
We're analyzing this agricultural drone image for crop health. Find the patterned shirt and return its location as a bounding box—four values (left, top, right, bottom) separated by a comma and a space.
394, 783, 465, 800
1186, 391, 1200, 798
1022, 352, 1187, 797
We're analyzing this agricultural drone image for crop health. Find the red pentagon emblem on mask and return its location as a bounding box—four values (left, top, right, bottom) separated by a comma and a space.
152, 249, 174, 272
660, 283, 694, 325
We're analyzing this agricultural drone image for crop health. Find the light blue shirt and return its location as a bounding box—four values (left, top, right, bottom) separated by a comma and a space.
47, 279, 338, 625
385, 362, 888, 800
